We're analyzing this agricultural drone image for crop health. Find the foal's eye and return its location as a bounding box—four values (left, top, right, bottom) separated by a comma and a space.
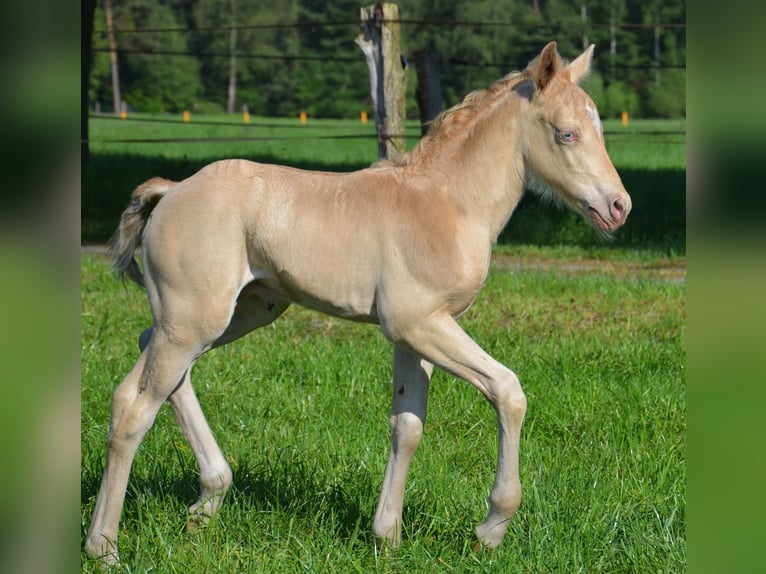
556, 129, 578, 143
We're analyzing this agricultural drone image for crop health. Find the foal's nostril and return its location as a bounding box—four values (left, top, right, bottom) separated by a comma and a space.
611, 197, 626, 222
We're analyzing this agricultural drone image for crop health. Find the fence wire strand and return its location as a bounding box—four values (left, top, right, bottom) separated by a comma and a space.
88, 16, 685, 149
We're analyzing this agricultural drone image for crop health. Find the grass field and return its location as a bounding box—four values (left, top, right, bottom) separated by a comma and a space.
85, 114, 685, 169
80, 247, 685, 572
81, 113, 685, 571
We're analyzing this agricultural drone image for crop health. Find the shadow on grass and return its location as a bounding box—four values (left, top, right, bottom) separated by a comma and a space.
80, 449, 374, 541
499, 167, 686, 254
83, 152, 685, 254
231, 452, 371, 535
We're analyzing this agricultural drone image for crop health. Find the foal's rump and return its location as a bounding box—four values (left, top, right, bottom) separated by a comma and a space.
132, 159, 386, 322
141, 166, 247, 276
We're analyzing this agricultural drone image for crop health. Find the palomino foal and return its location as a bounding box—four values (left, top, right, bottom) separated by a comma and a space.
85, 42, 630, 564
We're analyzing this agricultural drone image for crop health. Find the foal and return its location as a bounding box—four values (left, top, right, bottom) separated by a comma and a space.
85, 42, 630, 564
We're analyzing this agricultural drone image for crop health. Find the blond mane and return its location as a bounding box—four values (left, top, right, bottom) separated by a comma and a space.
378, 68, 532, 168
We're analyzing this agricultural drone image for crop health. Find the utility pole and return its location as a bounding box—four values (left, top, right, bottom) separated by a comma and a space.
105, 0, 121, 116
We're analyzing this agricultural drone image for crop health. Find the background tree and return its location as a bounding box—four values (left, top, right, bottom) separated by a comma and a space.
90, 0, 201, 113
85, 0, 685, 119
293, 0, 369, 117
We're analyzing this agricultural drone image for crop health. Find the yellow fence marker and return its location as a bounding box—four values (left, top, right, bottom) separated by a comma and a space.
183, 110, 190, 123
360, 110, 368, 124
243, 111, 250, 124
621, 111, 629, 127
299, 111, 307, 125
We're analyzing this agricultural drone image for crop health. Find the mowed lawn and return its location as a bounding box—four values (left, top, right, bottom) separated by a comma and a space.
80, 246, 685, 572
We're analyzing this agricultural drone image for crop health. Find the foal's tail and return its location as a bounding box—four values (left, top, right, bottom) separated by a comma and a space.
110, 177, 175, 287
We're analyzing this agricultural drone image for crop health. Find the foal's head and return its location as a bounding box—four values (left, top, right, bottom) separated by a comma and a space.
520, 42, 631, 233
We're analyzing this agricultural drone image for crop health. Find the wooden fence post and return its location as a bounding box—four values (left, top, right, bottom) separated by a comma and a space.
413, 50, 442, 136
356, 3, 406, 160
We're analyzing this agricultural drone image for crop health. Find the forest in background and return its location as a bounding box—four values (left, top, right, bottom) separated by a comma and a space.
88, 0, 685, 119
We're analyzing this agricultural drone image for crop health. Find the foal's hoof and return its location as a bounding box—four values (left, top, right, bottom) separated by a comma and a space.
373, 535, 401, 558
186, 500, 215, 534
474, 521, 508, 549
185, 513, 211, 535
471, 537, 484, 553
84, 538, 120, 570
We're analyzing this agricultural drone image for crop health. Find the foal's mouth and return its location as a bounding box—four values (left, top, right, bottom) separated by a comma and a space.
587, 206, 619, 232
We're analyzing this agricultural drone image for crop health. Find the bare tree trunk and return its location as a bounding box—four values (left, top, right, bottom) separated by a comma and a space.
82, 0, 96, 162
355, 24, 384, 158
227, 0, 238, 115
105, 0, 121, 116
654, 13, 661, 86
610, 3, 617, 81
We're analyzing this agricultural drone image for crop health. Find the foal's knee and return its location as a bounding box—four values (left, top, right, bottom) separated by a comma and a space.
495, 370, 527, 419
391, 411, 425, 454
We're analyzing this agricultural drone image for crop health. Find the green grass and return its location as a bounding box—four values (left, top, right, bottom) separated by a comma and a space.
81, 250, 685, 572
83, 115, 686, 254
86, 114, 684, 168
88, 114, 381, 165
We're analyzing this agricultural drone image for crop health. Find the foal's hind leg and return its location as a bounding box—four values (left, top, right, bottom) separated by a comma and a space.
84, 331, 209, 564
140, 291, 290, 532
85, 290, 245, 564
373, 345, 433, 547
166, 366, 232, 530
135, 328, 233, 532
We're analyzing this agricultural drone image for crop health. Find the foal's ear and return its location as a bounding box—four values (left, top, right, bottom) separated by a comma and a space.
535, 41, 561, 92
568, 44, 595, 85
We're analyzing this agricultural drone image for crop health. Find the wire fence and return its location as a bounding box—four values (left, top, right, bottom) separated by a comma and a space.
91, 17, 687, 69
86, 114, 686, 147
93, 18, 687, 35
88, 16, 685, 149
91, 46, 686, 70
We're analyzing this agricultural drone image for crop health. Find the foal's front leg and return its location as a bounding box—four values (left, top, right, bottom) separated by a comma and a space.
373, 345, 433, 547
400, 313, 527, 548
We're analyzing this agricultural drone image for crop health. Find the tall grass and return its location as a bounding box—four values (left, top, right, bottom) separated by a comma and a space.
81, 252, 685, 572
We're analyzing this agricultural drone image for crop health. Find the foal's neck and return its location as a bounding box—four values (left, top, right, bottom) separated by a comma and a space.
422, 91, 528, 243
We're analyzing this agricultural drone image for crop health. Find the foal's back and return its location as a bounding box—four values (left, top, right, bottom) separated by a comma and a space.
143, 159, 478, 324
